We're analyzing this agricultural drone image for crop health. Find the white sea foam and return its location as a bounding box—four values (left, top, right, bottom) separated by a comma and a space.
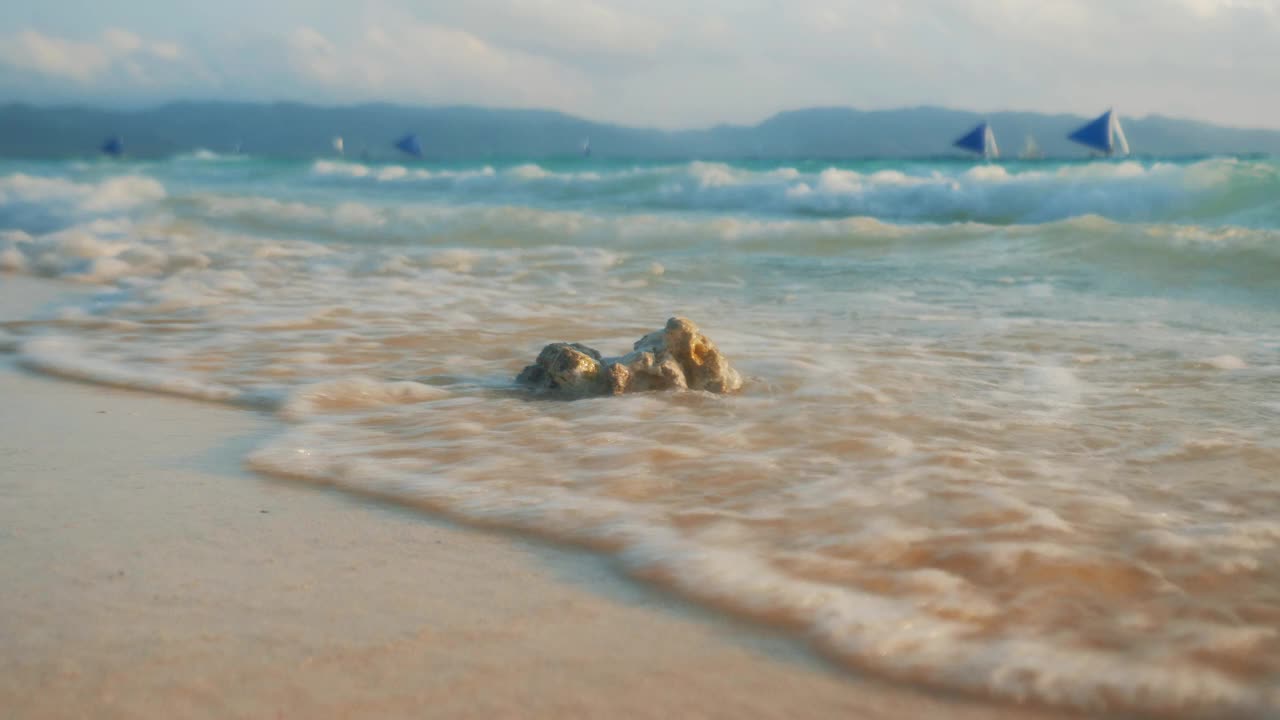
0, 173, 166, 234
18, 336, 246, 403
281, 376, 451, 420
1201, 354, 1248, 370
297, 156, 1280, 225
0, 173, 165, 212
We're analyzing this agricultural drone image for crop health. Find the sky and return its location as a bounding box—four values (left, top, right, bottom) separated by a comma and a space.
1, 0, 1277, 129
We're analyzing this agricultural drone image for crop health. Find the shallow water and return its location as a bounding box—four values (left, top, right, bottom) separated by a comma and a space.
2, 154, 1279, 717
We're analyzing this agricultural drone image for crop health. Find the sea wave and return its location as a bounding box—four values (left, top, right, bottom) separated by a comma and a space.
4, 155, 1280, 715
5, 189, 1280, 293
0, 173, 166, 233
307, 156, 1280, 226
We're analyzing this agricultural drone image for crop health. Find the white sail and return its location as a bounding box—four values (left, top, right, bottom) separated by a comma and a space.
1020, 134, 1043, 160
332, 136, 344, 155
1111, 114, 1130, 156
984, 124, 999, 159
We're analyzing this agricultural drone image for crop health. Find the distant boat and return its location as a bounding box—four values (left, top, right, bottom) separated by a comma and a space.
581, 137, 591, 158
1067, 109, 1130, 157
332, 136, 344, 156
101, 136, 124, 157
393, 133, 423, 158
953, 121, 999, 159
1019, 134, 1044, 160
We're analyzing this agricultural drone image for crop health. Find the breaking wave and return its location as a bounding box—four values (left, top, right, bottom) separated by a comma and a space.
308, 156, 1280, 226
3, 169, 1278, 294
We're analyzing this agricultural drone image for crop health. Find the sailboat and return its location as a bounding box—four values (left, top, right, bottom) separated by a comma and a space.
1019, 134, 1044, 160
1067, 109, 1129, 157
101, 136, 124, 157
581, 137, 591, 158
953, 121, 999, 159
332, 136, 344, 156
393, 133, 423, 158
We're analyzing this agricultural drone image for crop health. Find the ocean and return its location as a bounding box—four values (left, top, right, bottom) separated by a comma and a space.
2, 153, 1278, 717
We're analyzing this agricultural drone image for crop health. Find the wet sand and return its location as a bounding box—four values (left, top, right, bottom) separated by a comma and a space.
0, 276, 1076, 719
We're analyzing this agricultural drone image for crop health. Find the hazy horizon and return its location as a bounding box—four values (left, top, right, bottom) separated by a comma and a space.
6, 98, 1280, 136
2, 1, 1277, 130
8, 101, 1280, 159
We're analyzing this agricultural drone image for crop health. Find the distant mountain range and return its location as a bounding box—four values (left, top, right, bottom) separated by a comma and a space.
2, 101, 1278, 159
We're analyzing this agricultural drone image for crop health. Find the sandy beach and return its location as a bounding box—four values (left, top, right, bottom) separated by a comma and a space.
0, 276, 1085, 719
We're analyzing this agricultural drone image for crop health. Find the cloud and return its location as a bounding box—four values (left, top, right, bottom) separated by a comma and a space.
149, 42, 182, 61
1181, 0, 1277, 17
0, 28, 185, 85
103, 28, 143, 54
0, 30, 111, 83
478, 0, 667, 56
286, 21, 589, 108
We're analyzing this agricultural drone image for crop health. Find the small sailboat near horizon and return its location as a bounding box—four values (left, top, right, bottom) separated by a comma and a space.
581, 137, 591, 158
332, 136, 344, 156
101, 136, 124, 157
953, 121, 999, 159
393, 133, 423, 159
1067, 109, 1130, 157
1019, 134, 1044, 160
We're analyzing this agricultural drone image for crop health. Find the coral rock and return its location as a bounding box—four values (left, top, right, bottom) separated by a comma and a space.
516, 342, 606, 395
517, 317, 742, 397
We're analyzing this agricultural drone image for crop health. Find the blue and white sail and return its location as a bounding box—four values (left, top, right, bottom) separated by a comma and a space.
1067, 109, 1130, 156
101, 136, 124, 157
393, 133, 423, 158
953, 122, 999, 159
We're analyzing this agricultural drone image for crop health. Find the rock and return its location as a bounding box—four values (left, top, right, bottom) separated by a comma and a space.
645, 316, 743, 394
516, 317, 743, 397
516, 342, 606, 395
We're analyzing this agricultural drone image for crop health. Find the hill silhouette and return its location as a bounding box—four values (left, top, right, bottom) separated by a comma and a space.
2, 101, 1278, 159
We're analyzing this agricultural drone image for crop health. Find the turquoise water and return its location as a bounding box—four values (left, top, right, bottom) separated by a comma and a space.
2, 154, 1279, 717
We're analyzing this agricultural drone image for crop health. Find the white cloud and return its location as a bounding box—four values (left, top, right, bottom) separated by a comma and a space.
286, 21, 589, 108
498, 0, 666, 55
0, 30, 111, 83
149, 42, 182, 61
0, 27, 185, 85
289, 26, 334, 55
103, 28, 143, 53
1182, 0, 1277, 17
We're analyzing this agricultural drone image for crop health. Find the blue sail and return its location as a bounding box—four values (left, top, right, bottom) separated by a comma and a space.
957, 122, 983, 153
1068, 111, 1113, 154
101, 136, 124, 157
953, 122, 996, 157
393, 133, 423, 158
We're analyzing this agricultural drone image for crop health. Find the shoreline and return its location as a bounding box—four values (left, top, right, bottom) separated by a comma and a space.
0, 275, 1075, 719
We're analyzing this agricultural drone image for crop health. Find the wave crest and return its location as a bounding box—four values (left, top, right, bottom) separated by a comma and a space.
303, 157, 1280, 225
